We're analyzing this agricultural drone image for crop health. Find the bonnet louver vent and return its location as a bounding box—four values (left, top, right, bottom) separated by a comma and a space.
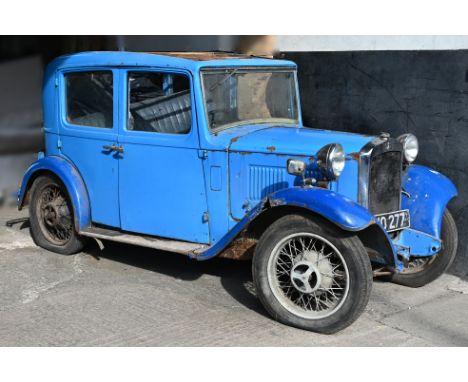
249, 165, 287, 201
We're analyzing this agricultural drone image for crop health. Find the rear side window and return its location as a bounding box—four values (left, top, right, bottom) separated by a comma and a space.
65, 71, 113, 128
127, 72, 191, 134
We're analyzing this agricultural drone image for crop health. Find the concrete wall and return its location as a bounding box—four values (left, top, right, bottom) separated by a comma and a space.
284, 50, 468, 272
0, 56, 44, 204
278, 35, 468, 51
115, 36, 240, 52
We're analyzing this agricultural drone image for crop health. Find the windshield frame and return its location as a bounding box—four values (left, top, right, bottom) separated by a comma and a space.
200, 67, 301, 133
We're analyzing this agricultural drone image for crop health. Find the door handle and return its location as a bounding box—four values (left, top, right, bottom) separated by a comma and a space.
102, 144, 124, 153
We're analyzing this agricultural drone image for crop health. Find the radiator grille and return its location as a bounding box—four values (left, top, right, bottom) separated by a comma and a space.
368, 151, 402, 214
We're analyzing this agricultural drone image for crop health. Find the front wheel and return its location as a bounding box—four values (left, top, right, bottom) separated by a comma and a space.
253, 214, 373, 334
391, 209, 458, 287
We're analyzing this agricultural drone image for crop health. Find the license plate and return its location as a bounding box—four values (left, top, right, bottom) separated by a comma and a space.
375, 209, 410, 232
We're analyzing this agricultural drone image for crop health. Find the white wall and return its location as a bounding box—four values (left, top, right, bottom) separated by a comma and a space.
277, 35, 468, 51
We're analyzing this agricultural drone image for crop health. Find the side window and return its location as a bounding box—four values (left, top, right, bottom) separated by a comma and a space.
65, 71, 113, 128
127, 72, 191, 134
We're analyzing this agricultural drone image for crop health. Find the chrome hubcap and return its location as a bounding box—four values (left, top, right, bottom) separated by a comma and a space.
290, 260, 322, 294
44, 204, 59, 226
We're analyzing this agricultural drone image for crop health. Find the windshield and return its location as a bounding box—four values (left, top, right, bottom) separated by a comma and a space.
201, 68, 299, 131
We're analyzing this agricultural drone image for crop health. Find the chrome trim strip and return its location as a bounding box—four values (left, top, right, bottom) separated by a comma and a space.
358, 136, 403, 211
358, 137, 384, 209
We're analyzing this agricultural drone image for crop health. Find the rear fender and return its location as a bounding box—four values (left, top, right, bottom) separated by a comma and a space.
18, 155, 91, 231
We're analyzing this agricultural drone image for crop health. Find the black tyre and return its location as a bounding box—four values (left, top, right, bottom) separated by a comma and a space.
29, 175, 87, 255
391, 209, 458, 288
253, 213, 373, 334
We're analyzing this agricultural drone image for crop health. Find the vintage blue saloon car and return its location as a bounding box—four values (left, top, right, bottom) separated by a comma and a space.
18, 51, 458, 333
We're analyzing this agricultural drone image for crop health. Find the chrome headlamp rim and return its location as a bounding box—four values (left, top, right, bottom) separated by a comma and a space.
397, 133, 419, 163
316, 143, 346, 180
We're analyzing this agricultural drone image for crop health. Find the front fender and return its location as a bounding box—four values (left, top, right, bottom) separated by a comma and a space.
267, 187, 374, 231
18, 155, 91, 231
402, 165, 457, 238
267, 187, 398, 269
197, 186, 397, 266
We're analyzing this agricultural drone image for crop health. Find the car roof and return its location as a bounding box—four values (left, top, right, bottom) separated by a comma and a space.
47, 51, 297, 72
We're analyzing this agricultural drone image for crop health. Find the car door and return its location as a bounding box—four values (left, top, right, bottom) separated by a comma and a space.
117, 68, 210, 244
58, 68, 120, 227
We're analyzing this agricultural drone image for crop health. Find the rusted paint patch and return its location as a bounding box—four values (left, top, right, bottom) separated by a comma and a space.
272, 152, 288, 157
218, 237, 258, 260
316, 180, 329, 189
347, 152, 361, 161
151, 51, 256, 61
266, 146, 276, 152
230, 136, 241, 144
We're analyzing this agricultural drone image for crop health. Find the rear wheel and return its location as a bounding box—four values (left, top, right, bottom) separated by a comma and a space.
29, 175, 87, 255
253, 214, 373, 334
391, 209, 458, 287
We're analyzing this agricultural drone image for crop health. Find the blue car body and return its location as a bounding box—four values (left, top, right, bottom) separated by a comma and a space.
18, 51, 457, 273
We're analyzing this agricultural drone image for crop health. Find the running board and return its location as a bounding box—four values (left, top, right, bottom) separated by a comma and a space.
79, 226, 209, 255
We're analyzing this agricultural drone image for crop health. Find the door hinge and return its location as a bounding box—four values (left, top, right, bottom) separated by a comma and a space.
55, 77, 59, 87
57, 139, 62, 149
202, 212, 210, 223
198, 149, 208, 159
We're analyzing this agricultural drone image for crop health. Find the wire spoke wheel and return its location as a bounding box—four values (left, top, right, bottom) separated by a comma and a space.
401, 256, 434, 274
267, 233, 350, 319
36, 184, 73, 246
254, 214, 372, 333
391, 210, 458, 287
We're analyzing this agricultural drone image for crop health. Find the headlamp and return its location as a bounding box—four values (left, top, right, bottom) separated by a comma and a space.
397, 133, 419, 163
316, 143, 345, 180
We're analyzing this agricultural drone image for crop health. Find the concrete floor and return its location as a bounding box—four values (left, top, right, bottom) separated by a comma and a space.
0, 207, 467, 346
